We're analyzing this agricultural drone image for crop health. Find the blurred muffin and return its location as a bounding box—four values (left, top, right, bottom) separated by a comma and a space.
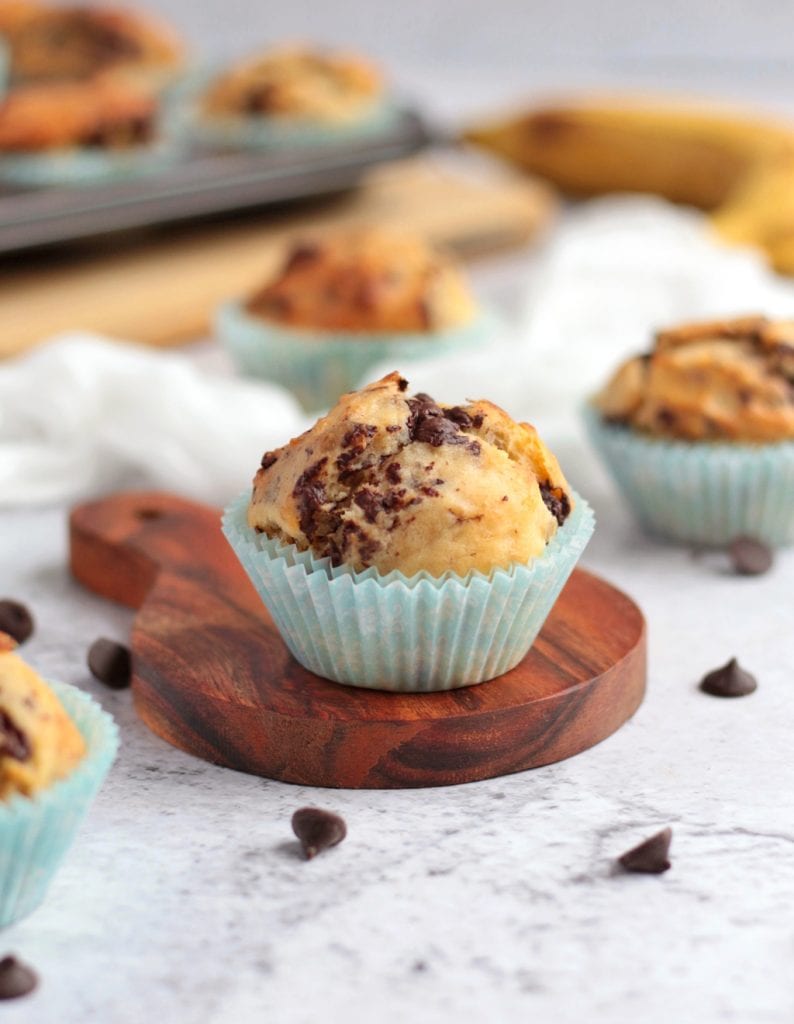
1, 2, 184, 85
201, 43, 383, 125
218, 228, 490, 411
0, 632, 85, 799
0, 632, 119, 926
587, 315, 794, 544
0, 75, 156, 151
224, 372, 594, 691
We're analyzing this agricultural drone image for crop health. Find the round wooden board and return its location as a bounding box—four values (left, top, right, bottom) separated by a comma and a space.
69, 492, 646, 789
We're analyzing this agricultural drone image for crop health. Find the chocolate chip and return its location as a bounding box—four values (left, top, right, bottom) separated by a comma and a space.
260, 451, 278, 470
397, 377, 408, 392
444, 407, 484, 430
539, 482, 571, 526
618, 827, 672, 874
407, 394, 474, 449
728, 536, 773, 576
353, 489, 382, 523
385, 462, 401, 484
0, 600, 34, 645
291, 807, 347, 860
293, 458, 330, 541
283, 241, 321, 272
87, 638, 131, 690
0, 711, 29, 762
699, 657, 757, 698
0, 956, 37, 1000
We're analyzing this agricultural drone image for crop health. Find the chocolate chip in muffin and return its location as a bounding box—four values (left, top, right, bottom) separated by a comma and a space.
727, 536, 773, 576
617, 827, 672, 874
0, 711, 29, 762
260, 451, 278, 470
291, 807, 347, 860
87, 638, 132, 690
699, 657, 757, 698
0, 600, 34, 645
407, 394, 481, 453
284, 241, 322, 273
0, 956, 38, 1000
539, 482, 571, 526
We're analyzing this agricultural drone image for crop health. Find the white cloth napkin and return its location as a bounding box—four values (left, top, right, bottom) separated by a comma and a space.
0, 334, 309, 506
2, 197, 793, 508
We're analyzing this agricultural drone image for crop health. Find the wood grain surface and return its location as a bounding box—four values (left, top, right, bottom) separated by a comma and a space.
1, 158, 555, 357
69, 491, 646, 789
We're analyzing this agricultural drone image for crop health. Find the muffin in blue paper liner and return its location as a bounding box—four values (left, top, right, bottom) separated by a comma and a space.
587, 314, 794, 546
191, 44, 392, 151
0, 681, 119, 928
584, 405, 794, 545
222, 370, 593, 692
217, 299, 495, 412
223, 489, 593, 691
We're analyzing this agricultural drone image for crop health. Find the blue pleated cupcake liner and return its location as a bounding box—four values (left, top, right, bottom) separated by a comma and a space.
0, 140, 180, 187
0, 682, 119, 928
216, 300, 496, 412
188, 98, 401, 151
583, 404, 794, 546
222, 489, 594, 691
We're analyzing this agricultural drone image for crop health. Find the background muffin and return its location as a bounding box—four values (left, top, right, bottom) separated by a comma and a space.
0, 2, 184, 85
225, 372, 593, 690
218, 227, 490, 411
587, 315, 794, 545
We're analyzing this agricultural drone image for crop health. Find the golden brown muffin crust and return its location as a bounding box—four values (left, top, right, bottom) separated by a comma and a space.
246, 228, 477, 334
0, 633, 85, 800
595, 315, 794, 442
0, 76, 157, 151
248, 371, 572, 577
2, 3, 184, 83
201, 44, 383, 122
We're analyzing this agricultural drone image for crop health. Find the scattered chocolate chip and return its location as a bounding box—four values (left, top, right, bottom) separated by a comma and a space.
0, 600, 34, 645
539, 482, 571, 526
728, 536, 773, 576
0, 711, 29, 762
291, 808, 347, 860
699, 657, 757, 698
260, 451, 278, 470
284, 241, 321, 272
407, 394, 479, 451
87, 638, 131, 690
353, 489, 382, 523
0, 956, 37, 1000
618, 827, 672, 874
397, 377, 408, 392
385, 462, 401, 484
293, 457, 330, 541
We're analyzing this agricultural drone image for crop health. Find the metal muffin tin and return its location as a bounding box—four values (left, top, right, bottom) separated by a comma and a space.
0, 109, 431, 254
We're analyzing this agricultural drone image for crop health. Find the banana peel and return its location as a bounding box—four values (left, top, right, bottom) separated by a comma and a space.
464, 97, 794, 274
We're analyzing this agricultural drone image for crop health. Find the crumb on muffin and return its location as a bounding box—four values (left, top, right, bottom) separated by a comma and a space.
594, 315, 794, 442
1, 3, 184, 84
245, 228, 478, 334
0, 632, 85, 800
0, 75, 157, 151
248, 371, 572, 577
200, 43, 383, 122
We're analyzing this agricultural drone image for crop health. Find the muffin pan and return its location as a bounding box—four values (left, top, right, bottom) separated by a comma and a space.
69, 491, 646, 789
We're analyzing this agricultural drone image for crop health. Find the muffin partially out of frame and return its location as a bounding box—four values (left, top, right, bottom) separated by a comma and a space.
0, 633, 119, 926
217, 227, 491, 411
223, 372, 594, 691
587, 315, 794, 545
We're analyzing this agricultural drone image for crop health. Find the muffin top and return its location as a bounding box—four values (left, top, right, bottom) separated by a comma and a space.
245, 228, 478, 334
0, 75, 157, 151
1, 2, 184, 84
0, 633, 85, 800
201, 44, 383, 122
248, 371, 573, 577
595, 315, 794, 442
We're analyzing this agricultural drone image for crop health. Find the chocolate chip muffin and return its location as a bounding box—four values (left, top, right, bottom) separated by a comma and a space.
201, 44, 383, 124
1, 2, 184, 85
247, 228, 477, 335
0, 75, 157, 152
595, 315, 794, 442
0, 634, 85, 800
249, 371, 572, 578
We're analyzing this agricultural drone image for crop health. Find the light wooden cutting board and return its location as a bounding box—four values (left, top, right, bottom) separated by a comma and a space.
0, 157, 555, 357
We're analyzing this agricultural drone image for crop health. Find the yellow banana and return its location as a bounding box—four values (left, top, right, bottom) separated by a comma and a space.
464, 96, 794, 273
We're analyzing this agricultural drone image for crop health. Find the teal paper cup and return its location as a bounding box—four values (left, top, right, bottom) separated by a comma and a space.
222, 489, 594, 692
584, 404, 794, 546
0, 682, 119, 928
216, 300, 496, 412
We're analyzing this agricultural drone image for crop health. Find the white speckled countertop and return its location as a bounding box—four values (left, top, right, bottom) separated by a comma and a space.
3, 420, 793, 1023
